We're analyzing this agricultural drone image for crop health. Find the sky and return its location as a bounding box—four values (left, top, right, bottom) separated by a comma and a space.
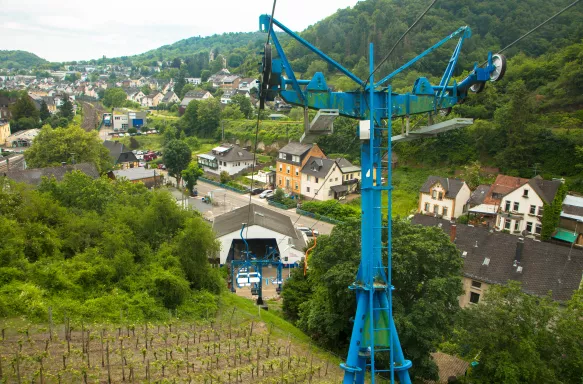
1, 0, 360, 63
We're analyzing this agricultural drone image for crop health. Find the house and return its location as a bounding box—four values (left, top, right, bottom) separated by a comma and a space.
161, 91, 180, 105
212, 203, 307, 265
103, 140, 139, 168
108, 168, 162, 188
185, 78, 202, 85
412, 214, 583, 307
495, 176, 563, 236
418, 176, 471, 220
141, 92, 164, 107
0, 121, 10, 146
554, 194, 583, 245
220, 89, 237, 104
220, 75, 240, 89
179, 91, 214, 114
0, 96, 17, 120
3, 163, 99, 186
300, 157, 361, 200
276, 142, 326, 195
5, 129, 40, 148
238, 78, 259, 92
197, 144, 255, 176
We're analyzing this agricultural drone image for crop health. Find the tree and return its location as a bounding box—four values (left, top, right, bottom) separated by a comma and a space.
541, 182, 568, 240
179, 100, 199, 136
171, 58, 182, 68
39, 100, 51, 122
25, 125, 112, 171
230, 94, 253, 119
174, 71, 187, 99
164, 139, 192, 186
286, 219, 463, 380
459, 161, 482, 189
102, 87, 127, 108
64, 73, 80, 83
181, 163, 204, 195
453, 282, 560, 383
59, 98, 74, 120
180, 83, 196, 99
219, 171, 230, 184
288, 107, 304, 121
197, 98, 222, 137
10, 94, 39, 121
221, 104, 244, 120
140, 85, 151, 96
201, 70, 211, 82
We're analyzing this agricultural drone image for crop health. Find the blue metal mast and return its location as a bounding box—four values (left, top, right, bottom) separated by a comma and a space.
257, 14, 505, 383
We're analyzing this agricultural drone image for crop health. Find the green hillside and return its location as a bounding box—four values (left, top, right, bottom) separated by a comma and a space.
0, 50, 48, 69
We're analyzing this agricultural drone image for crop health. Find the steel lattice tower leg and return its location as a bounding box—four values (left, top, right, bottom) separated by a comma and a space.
341, 43, 412, 384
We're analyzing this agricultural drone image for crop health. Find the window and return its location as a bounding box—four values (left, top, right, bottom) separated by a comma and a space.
526, 222, 533, 232
469, 292, 480, 304
513, 202, 519, 211
505, 200, 511, 212
295, 168, 299, 176
350, 173, 353, 179
514, 221, 520, 231
295, 183, 298, 190
286, 179, 290, 188
433, 205, 439, 214
306, 187, 310, 193
424, 202, 430, 212
278, 178, 282, 185
432, 190, 437, 199
122, 123, 128, 129
523, 189, 529, 197
292, 155, 300, 162
438, 192, 443, 200
535, 223, 542, 235
306, 175, 311, 182
471, 281, 482, 289
286, 166, 290, 174
538, 206, 543, 216
335, 177, 338, 181
504, 219, 511, 230
530, 205, 536, 215
442, 206, 448, 217
279, 153, 285, 159
315, 177, 319, 183
279, 164, 282, 172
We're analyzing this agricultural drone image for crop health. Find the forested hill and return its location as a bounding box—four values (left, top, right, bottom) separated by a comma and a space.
0, 50, 48, 69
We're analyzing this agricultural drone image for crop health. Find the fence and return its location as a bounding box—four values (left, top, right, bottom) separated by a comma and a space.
199, 177, 247, 194
295, 208, 344, 225
267, 199, 294, 210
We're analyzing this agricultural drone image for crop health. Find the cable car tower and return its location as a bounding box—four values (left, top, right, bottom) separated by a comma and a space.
258, 14, 505, 384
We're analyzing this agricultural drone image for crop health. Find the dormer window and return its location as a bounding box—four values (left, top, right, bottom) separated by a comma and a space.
523, 189, 529, 197
279, 153, 286, 160
292, 155, 300, 162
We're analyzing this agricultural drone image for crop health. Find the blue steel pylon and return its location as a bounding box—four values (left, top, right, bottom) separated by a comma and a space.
340, 43, 412, 384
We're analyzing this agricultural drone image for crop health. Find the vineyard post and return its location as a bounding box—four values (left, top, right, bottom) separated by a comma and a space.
0, 353, 3, 380
86, 330, 90, 368
81, 321, 85, 354
100, 330, 104, 367
145, 323, 148, 349
15, 352, 21, 384
186, 338, 190, 373
121, 337, 125, 381
48, 307, 53, 341
106, 341, 111, 384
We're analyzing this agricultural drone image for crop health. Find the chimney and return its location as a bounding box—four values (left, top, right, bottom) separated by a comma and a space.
450, 224, 457, 243
515, 237, 524, 264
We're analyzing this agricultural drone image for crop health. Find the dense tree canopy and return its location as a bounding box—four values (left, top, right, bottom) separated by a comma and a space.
164, 139, 192, 185
0, 173, 222, 322
25, 125, 112, 172
283, 219, 463, 381
102, 87, 128, 108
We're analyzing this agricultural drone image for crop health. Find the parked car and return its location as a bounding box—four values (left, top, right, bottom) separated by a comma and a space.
138, 161, 146, 167
157, 164, 166, 170
297, 226, 319, 237
259, 189, 274, 199
250, 187, 265, 195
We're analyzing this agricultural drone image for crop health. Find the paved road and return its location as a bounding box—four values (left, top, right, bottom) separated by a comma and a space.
99, 126, 114, 141
173, 180, 335, 235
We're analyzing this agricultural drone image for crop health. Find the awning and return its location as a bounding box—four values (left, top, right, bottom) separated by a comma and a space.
552, 228, 577, 243
468, 204, 498, 215
331, 184, 349, 193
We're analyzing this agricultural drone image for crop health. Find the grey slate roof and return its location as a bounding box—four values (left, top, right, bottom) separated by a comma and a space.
279, 142, 313, 156
301, 156, 335, 178
161, 91, 177, 103
411, 214, 583, 302
527, 176, 562, 204
103, 141, 137, 164
4, 163, 99, 186
468, 184, 491, 206
212, 204, 306, 250
419, 176, 466, 199
335, 157, 360, 173
205, 144, 254, 163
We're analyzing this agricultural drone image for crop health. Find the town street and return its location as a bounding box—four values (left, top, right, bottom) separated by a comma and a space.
173, 180, 335, 235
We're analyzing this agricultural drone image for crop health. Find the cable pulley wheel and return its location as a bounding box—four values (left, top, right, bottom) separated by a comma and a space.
470, 82, 485, 94
489, 54, 507, 82
259, 43, 272, 110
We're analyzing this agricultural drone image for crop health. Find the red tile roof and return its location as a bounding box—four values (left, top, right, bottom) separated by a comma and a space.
482, 174, 529, 205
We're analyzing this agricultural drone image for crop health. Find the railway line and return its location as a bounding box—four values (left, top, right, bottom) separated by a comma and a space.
80, 101, 107, 132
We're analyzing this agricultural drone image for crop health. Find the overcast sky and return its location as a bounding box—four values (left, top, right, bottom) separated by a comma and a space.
1, 0, 360, 62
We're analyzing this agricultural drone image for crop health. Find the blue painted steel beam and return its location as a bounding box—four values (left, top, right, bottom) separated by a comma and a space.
260, 14, 365, 87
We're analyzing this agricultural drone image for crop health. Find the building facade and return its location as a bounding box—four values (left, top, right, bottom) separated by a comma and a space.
197, 144, 255, 176
0, 121, 10, 146
276, 142, 326, 196
418, 176, 471, 220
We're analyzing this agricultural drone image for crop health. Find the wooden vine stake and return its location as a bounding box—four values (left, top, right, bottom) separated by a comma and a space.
106, 341, 111, 384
